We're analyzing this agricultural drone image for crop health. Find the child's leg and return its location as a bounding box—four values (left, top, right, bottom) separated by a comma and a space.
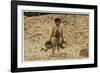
52, 48, 55, 56
57, 37, 62, 52
57, 44, 60, 52
51, 37, 56, 56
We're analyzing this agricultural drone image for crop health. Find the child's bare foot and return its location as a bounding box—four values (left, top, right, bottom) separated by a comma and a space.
49, 54, 54, 57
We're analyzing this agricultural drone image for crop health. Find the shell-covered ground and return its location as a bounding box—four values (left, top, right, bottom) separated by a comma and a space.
24, 13, 89, 61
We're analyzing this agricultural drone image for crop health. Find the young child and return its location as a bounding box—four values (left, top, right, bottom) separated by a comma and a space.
50, 18, 64, 56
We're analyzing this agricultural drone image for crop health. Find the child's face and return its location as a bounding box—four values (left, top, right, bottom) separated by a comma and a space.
55, 20, 61, 26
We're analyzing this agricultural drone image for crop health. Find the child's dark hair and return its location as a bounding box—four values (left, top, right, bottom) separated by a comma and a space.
55, 18, 61, 23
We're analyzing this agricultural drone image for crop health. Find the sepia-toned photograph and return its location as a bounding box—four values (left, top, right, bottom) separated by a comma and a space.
11, 1, 97, 72
24, 12, 89, 61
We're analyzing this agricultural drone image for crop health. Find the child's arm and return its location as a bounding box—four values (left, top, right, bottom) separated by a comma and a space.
50, 28, 54, 41
61, 28, 64, 42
